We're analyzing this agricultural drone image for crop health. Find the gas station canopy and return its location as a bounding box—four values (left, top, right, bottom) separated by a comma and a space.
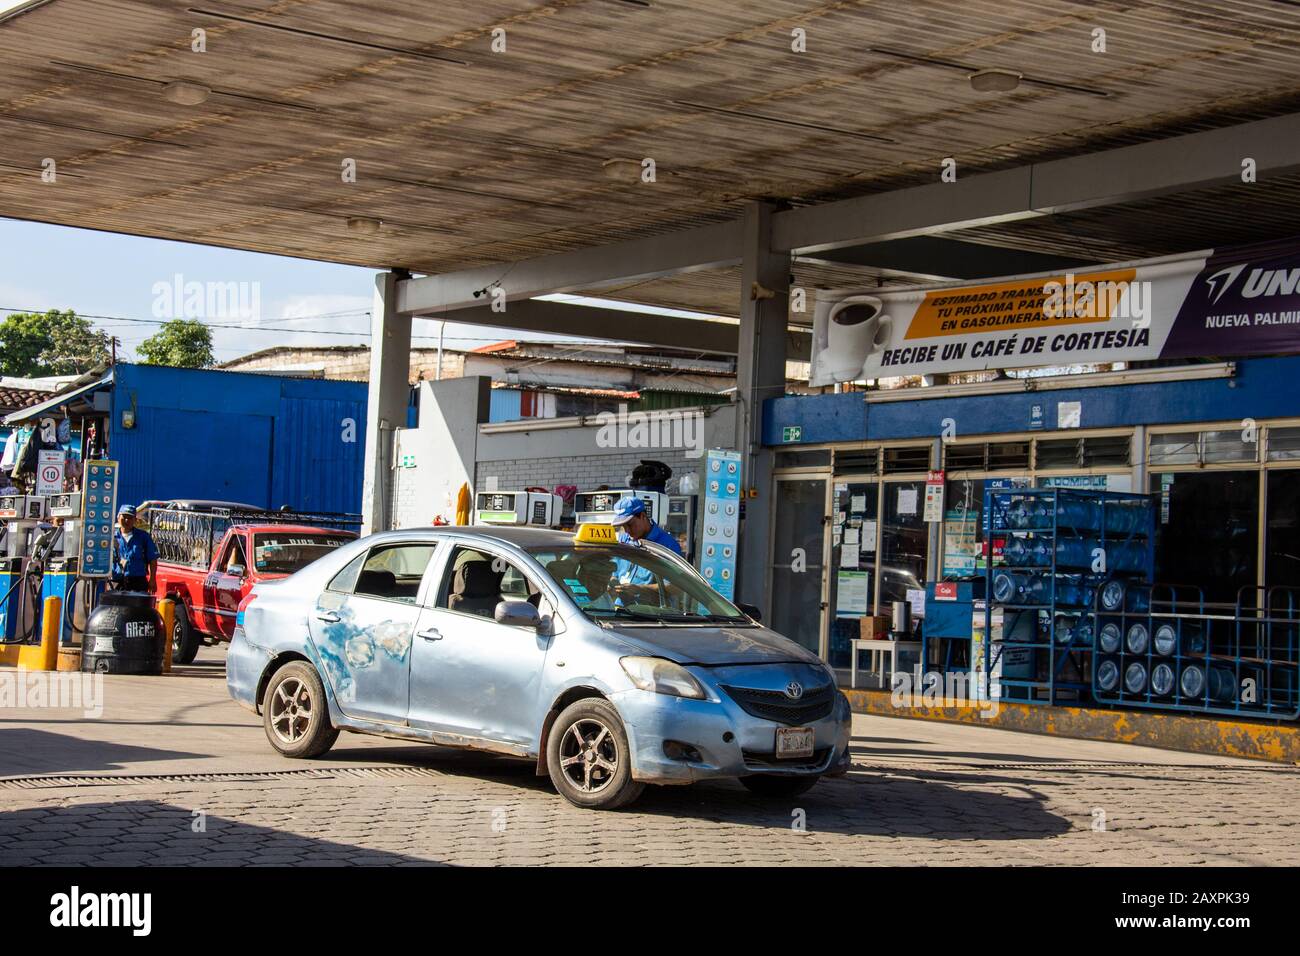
3, 0, 1300, 320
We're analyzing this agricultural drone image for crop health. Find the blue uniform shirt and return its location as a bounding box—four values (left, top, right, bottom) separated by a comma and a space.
614, 521, 683, 586
113, 528, 159, 579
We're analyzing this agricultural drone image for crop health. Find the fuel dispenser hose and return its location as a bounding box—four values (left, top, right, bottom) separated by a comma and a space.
0, 569, 43, 644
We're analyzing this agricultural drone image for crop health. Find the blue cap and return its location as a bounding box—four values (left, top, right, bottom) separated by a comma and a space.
117, 504, 137, 517
610, 495, 646, 526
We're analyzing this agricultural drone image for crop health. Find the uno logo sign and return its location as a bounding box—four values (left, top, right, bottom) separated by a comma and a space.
125, 622, 155, 639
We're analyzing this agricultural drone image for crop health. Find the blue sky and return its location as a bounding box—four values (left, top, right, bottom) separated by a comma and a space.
0, 217, 560, 364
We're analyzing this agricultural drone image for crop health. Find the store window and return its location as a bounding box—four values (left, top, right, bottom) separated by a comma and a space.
774, 449, 831, 469
941, 478, 985, 578
828, 480, 878, 667
1266, 470, 1300, 591
879, 480, 928, 606
1268, 427, 1300, 462
1152, 471, 1259, 606
1151, 429, 1257, 466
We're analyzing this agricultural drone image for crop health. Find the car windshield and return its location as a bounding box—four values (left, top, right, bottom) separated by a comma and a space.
253, 533, 352, 575
528, 543, 749, 625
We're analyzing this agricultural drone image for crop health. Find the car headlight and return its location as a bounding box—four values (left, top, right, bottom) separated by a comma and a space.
620, 656, 707, 699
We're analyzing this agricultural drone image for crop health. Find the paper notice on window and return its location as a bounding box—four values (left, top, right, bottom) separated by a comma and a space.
906, 587, 926, 619
861, 519, 877, 552
836, 570, 869, 617
840, 546, 859, 569
850, 493, 867, 513
843, 526, 860, 548
898, 487, 918, 515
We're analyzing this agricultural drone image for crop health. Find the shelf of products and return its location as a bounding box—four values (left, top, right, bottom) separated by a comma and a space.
985, 487, 1156, 707
1091, 583, 1300, 720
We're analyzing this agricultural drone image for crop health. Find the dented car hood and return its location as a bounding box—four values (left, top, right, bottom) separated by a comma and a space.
606, 623, 824, 667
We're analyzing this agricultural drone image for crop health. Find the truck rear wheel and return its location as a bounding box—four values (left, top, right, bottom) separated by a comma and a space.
171, 604, 201, 665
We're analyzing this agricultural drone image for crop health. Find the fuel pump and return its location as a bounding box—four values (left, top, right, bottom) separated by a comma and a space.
0, 495, 49, 644
45, 492, 90, 644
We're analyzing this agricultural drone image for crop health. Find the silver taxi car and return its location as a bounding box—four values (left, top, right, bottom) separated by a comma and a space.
227, 523, 852, 809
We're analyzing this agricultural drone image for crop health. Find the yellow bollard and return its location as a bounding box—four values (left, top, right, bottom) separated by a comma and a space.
159, 598, 175, 673
16, 597, 61, 671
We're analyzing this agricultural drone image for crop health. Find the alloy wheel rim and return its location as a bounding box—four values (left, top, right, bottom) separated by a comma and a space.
270, 677, 313, 745
172, 620, 183, 652
558, 718, 619, 794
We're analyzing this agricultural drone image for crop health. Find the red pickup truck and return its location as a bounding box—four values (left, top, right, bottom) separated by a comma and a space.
151, 519, 356, 663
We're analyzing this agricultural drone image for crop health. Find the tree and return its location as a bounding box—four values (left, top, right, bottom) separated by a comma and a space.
137, 319, 214, 368
0, 310, 111, 376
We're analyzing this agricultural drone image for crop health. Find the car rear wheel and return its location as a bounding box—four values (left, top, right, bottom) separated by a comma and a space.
741, 774, 821, 799
262, 661, 338, 758
171, 604, 200, 665
546, 699, 644, 810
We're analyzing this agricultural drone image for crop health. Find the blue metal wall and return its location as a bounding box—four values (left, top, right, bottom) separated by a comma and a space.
109, 364, 367, 513
763, 356, 1300, 445
489, 387, 523, 422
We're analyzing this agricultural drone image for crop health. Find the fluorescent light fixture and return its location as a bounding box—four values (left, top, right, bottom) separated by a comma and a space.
534, 293, 729, 323
161, 81, 212, 105
0, 0, 53, 22
969, 69, 1022, 93
865, 362, 1236, 403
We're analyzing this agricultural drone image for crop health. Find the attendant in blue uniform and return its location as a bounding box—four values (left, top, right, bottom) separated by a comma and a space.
609, 496, 683, 602
112, 504, 159, 593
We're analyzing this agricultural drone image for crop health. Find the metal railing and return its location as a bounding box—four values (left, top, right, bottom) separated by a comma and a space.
139, 506, 361, 570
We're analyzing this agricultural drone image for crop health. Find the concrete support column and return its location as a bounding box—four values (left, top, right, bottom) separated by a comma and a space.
735, 203, 789, 615
361, 270, 412, 535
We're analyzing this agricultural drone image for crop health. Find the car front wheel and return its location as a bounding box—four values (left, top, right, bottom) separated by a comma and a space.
262, 661, 338, 758
546, 699, 644, 810
741, 774, 821, 799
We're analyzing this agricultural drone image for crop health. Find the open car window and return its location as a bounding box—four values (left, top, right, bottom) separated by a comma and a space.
436, 546, 543, 620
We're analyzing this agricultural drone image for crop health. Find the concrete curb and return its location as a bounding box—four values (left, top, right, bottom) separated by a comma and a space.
844, 687, 1300, 764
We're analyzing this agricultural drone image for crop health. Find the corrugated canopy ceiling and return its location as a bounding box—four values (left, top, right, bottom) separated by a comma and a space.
3, 0, 1300, 318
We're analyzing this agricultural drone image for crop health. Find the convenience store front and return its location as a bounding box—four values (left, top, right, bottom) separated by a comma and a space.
761, 356, 1300, 682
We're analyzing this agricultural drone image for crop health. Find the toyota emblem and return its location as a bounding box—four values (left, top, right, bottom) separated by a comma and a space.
785, 681, 804, 700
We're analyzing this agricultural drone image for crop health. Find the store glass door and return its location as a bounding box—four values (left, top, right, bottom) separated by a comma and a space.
769, 477, 828, 657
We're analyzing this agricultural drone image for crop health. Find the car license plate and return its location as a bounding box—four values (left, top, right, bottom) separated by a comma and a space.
775, 726, 815, 759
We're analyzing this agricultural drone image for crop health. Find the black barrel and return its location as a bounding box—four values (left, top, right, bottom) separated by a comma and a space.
81, 591, 164, 675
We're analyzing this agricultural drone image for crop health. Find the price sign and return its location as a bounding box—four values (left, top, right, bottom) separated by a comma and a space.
78, 460, 119, 579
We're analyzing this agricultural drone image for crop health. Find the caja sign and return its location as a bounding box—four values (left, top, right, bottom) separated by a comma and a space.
809, 238, 1300, 385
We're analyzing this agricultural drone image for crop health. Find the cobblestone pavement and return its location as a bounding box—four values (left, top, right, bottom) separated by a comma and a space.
1, 651, 1298, 865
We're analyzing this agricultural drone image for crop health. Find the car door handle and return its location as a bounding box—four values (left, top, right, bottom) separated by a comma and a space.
417, 627, 443, 641
315, 610, 340, 623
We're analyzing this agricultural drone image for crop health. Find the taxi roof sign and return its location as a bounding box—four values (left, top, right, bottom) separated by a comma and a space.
574, 523, 619, 545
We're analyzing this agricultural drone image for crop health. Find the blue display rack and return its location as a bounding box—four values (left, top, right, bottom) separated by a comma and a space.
984, 487, 1156, 706
1091, 583, 1300, 720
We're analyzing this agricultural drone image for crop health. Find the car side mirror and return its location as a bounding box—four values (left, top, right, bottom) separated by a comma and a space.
495, 599, 540, 629
227, 564, 245, 579
738, 602, 762, 623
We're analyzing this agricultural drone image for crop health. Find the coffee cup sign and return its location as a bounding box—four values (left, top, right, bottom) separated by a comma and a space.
821, 294, 894, 381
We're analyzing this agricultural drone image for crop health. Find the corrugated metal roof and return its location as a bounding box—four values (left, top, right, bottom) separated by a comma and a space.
3, 0, 1299, 303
